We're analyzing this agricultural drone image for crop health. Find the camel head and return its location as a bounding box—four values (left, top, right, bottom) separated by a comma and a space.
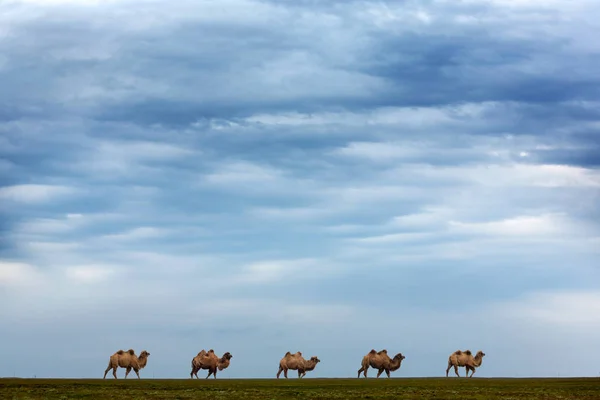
393, 353, 405, 361
476, 351, 486, 358
310, 356, 320, 364
218, 352, 233, 370
140, 350, 150, 358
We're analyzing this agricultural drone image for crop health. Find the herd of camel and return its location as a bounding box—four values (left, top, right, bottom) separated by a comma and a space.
103, 348, 486, 379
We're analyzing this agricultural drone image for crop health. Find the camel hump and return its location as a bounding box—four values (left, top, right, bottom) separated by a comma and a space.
377, 349, 387, 355
369, 349, 377, 355
285, 351, 291, 357
116, 350, 125, 355
127, 349, 135, 355
208, 349, 215, 353
296, 351, 302, 356
464, 350, 472, 356
453, 350, 462, 355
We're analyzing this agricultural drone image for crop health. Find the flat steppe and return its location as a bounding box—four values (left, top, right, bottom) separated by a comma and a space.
1, 377, 599, 399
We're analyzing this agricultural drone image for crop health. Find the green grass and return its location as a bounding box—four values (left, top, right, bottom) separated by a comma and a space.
1, 378, 599, 400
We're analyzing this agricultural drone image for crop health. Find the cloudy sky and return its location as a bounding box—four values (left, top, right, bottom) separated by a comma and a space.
1, 0, 599, 379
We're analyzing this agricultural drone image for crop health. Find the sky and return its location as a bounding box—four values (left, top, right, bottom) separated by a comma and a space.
1, 0, 599, 379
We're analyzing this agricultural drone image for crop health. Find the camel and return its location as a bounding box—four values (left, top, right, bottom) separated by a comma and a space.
276, 351, 320, 378
103, 349, 150, 379
446, 350, 486, 377
190, 349, 233, 379
357, 349, 406, 378
298, 356, 321, 378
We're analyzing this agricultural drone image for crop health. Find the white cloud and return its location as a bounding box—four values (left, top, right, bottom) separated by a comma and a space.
323, 224, 371, 234
204, 161, 282, 185
10, 0, 105, 4
101, 226, 168, 241
17, 218, 78, 235
448, 214, 566, 236
246, 103, 481, 129
333, 141, 420, 161
492, 290, 600, 328
24, 241, 81, 253
65, 265, 114, 283
16, 213, 87, 235
402, 163, 600, 188
389, 208, 452, 228
250, 206, 333, 220
0, 261, 42, 286
65, 140, 194, 178
235, 258, 335, 284
96, 140, 194, 161
0, 184, 76, 204
322, 186, 426, 205
485, 0, 592, 9
350, 232, 435, 244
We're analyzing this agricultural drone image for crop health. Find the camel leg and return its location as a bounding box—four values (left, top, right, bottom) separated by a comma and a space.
124, 367, 131, 379
298, 370, 302, 378
206, 370, 213, 379
134, 368, 141, 379
446, 363, 451, 377
103, 364, 112, 379
454, 364, 460, 377
284, 368, 289, 379
276, 366, 283, 379
376, 368, 384, 378
213, 368, 217, 379
112, 367, 118, 379
385, 369, 391, 378
358, 365, 369, 378
468, 366, 475, 378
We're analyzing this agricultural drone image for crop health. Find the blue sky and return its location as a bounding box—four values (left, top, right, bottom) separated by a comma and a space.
1, 0, 599, 379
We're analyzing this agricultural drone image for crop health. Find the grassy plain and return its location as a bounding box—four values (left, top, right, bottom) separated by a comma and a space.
1, 377, 599, 400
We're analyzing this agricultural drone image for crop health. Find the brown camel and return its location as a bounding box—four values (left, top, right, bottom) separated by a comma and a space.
277, 351, 321, 378
298, 356, 321, 378
446, 350, 486, 377
103, 349, 150, 379
190, 349, 233, 379
357, 349, 406, 378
